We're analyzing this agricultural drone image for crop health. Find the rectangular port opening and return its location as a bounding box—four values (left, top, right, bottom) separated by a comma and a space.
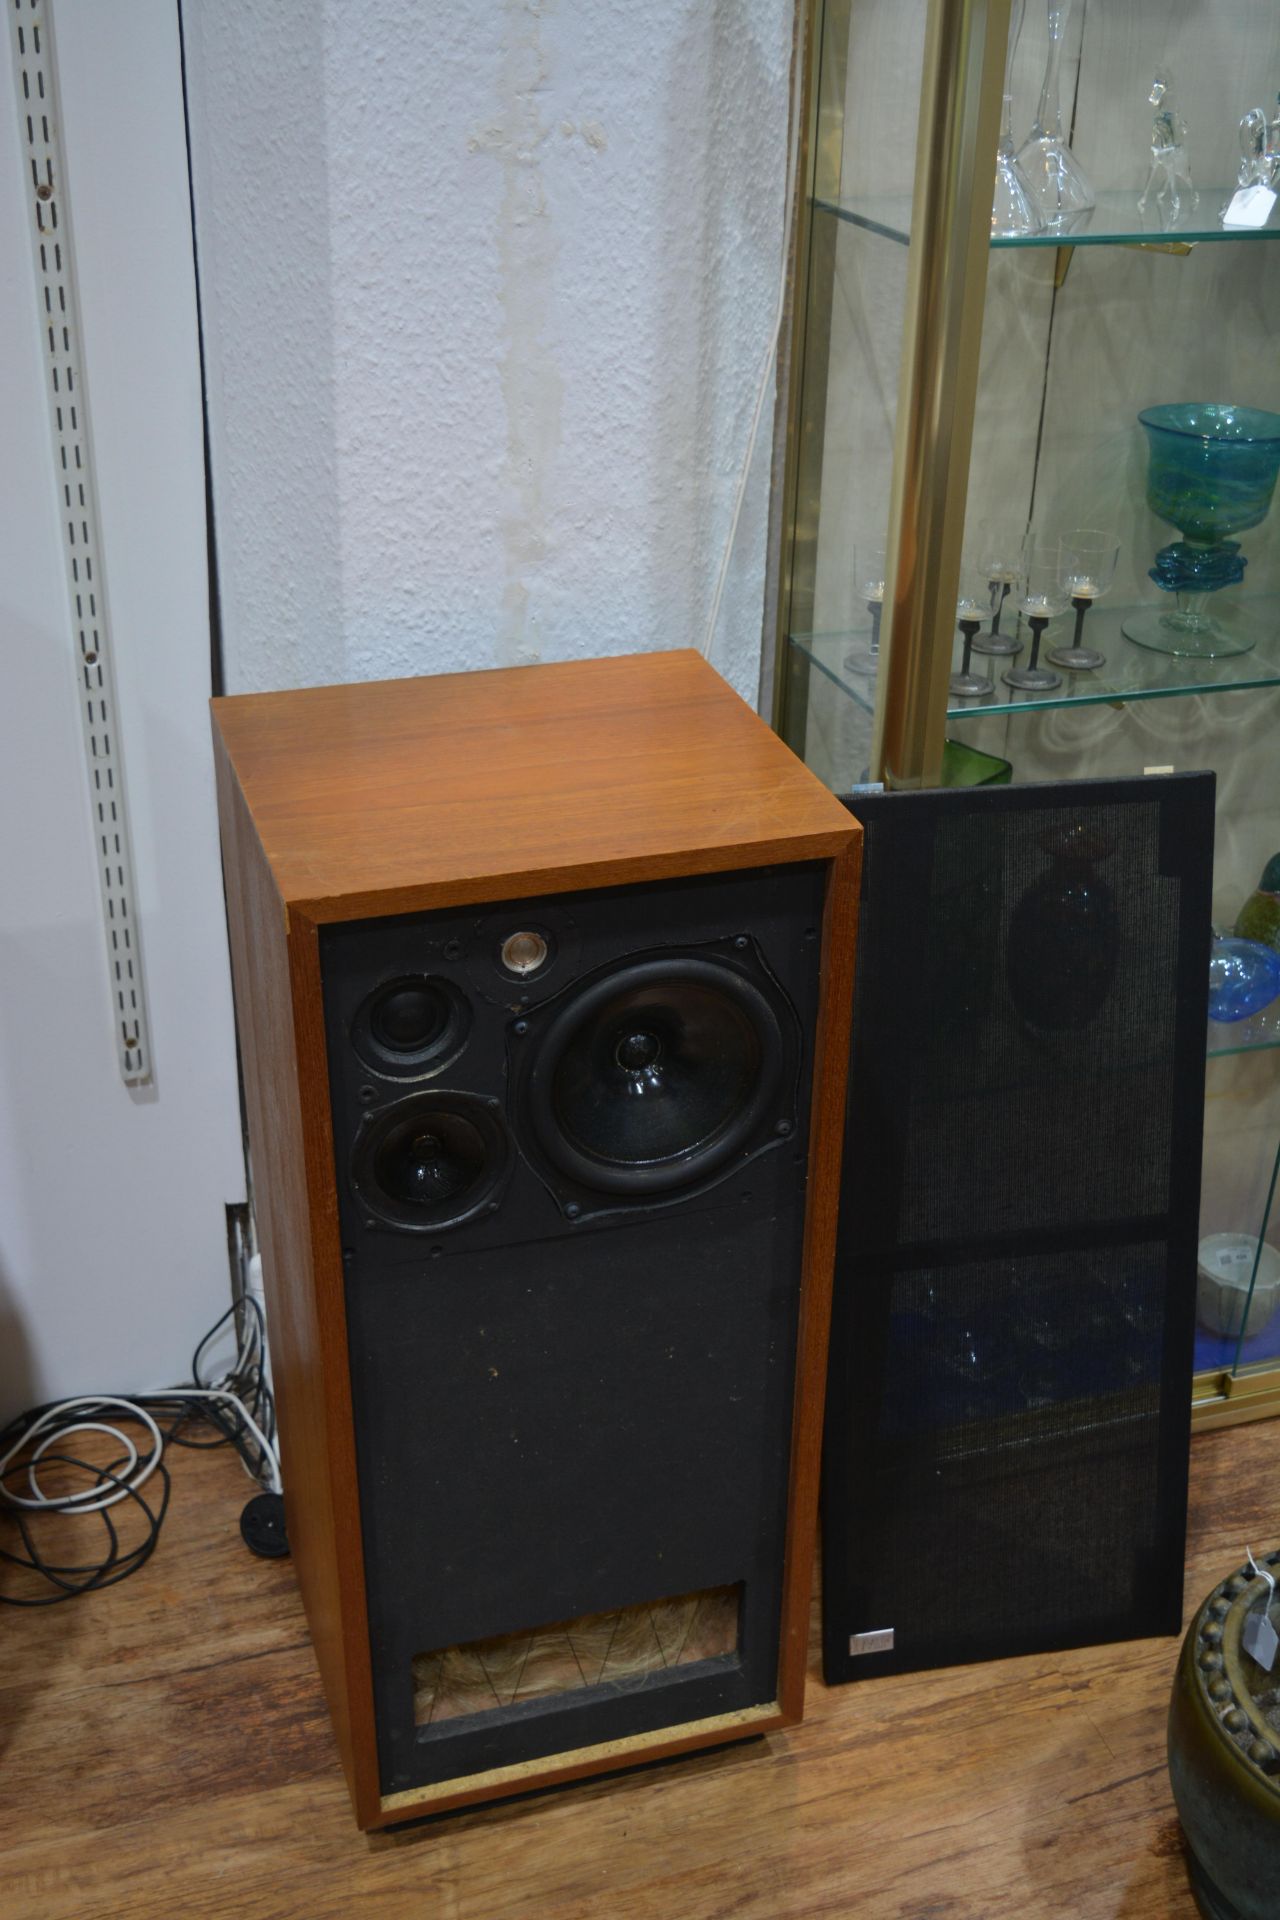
412, 1583, 741, 1729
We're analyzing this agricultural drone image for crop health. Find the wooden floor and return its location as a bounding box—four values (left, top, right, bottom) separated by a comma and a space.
1, 1423, 1273, 1920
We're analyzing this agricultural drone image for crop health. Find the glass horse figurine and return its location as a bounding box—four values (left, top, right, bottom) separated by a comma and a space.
1138, 70, 1196, 223
1122, 403, 1280, 660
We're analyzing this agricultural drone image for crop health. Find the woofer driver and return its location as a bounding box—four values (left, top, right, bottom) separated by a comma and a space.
526, 955, 786, 1195
351, 1092, 509, 1232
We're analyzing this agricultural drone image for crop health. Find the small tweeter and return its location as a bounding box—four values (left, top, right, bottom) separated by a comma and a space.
351, 976, 471, 1078
500, 929, 552, 978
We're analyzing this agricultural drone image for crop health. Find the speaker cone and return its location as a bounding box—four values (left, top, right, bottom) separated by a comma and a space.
352, 1093, 509, 1231
352, 975, 470, 1078
526, 956, 786, 1195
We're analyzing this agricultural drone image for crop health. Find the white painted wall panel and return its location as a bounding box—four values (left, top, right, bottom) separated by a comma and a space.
0, 0, 244, 1420
182, 0, 794, 706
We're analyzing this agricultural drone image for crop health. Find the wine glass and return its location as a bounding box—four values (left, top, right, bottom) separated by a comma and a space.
1047, 529, 1120, 671
1003, 544, 1067, 691
950, 573, 995, 700
844, 543, 887, 675
972, 531, 1024, 657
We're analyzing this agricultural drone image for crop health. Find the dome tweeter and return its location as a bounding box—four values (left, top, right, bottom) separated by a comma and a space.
351, 975, 471, 1078
525, 955, 787, 1196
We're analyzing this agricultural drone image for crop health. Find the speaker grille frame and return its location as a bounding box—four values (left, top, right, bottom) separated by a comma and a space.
820, 772, 1214, 1687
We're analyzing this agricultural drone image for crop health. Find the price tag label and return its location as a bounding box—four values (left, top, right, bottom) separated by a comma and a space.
1224, 1243, 1256, 1268
1244, 1549, 1279, 1673
1222, 183, 1278, 229
1243, 1607, 1279, 1672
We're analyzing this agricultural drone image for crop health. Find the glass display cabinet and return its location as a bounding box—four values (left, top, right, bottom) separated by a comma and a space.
773, 0, 1280, 1426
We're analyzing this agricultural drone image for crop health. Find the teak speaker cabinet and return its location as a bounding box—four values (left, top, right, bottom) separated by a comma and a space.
212, 650, 859, 1829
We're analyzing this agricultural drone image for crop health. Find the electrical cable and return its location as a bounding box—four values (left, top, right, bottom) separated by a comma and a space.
0, 1292, 279, 1606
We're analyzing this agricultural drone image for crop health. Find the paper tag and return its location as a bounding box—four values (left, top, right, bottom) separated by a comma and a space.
1223, 1243, 1256, 1268
1223, 183, 1278, 229
1243, 1607, 1279, 1672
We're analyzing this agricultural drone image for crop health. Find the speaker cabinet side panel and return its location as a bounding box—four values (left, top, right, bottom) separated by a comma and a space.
776, 836, 860, 1719
212, 735, 380, 1824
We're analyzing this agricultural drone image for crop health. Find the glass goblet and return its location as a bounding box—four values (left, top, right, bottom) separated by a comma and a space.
950, 576, 996, 700
1003, 546, 1067, 691
1047, 529, 1120, 671
971, 533, 1023, 657
844, 543, 888, 675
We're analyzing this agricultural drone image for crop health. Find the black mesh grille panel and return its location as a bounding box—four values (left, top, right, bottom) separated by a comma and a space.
822, 774, 1214, 1683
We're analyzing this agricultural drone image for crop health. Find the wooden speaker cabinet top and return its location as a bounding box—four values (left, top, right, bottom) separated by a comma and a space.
211, 648, 856, 921
211, 650, 859, 1828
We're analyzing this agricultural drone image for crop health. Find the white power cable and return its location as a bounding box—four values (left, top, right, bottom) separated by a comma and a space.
0, 1383, 281, 1517
0, 1397, 163, 1514
699, 35, 805, 665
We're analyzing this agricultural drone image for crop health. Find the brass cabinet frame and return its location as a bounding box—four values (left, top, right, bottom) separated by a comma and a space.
772, 0, 1011, 786
770, 0, 1280, 1427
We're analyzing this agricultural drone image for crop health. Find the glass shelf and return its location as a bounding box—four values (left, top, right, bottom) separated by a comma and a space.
1208, 1004, 1280, 1058
815, 187, 1280, 250
790, 605, 1280, 721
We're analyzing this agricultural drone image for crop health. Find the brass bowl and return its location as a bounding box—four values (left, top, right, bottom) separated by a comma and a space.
1168, 1550, 1280, 1919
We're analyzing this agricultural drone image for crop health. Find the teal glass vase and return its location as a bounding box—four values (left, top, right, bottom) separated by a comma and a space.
1122, 403, 1280, 659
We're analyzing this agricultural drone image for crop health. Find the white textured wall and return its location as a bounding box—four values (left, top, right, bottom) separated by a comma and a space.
0, 0, 245, 1420
182, 1, 794, 706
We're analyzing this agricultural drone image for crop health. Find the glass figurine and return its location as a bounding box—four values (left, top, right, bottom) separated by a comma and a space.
992, 0, 1044, 239
1237, 95, 1280, 189
1137, 70, 1196, 223
1236, 853, 1280, 953
1207, 936, 1280, 1023
1017, 0, 1096, 230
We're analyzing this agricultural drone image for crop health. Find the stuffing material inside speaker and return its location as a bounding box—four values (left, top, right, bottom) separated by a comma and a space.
411, 1584, 741, 1728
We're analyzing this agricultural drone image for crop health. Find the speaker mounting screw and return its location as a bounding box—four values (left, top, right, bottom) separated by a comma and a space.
359, 1085, 376, 1102
513, 1019, 528, 1036
776, 1119, 793, 1137
486, 1097, 500, 1109
487, 1201, 500, 1214
734, 935, 749, 949
565, 1201, 581, 1220
443, 939, 463, 961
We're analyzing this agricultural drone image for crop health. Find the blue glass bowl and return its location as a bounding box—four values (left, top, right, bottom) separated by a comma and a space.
1139, 403, 1280, 542
1125, 404, 1280, 658
1207, 936, 1280, 1024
